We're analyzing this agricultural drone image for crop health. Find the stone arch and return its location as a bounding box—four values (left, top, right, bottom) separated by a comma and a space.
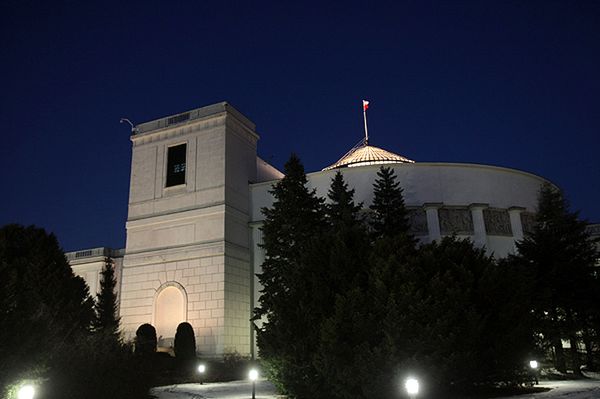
153, 281, 187, 348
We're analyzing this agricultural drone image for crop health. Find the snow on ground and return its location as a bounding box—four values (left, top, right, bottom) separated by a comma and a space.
496, 379, 600, 399
151, 379, 280, 399
152, 378, 600, 399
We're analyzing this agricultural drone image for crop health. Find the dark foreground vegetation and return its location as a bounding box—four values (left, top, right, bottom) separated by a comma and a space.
0, 224, 153, 398
0, 224, 255, 398
254, 154, 600, 399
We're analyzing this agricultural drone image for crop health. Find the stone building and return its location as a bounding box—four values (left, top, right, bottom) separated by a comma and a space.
67, 101, 555, 358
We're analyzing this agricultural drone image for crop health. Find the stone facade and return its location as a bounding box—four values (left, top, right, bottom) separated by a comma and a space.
68, 247, 124, 301
67, 102, 561, 358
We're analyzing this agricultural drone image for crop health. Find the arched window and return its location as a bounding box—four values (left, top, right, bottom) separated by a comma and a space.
154, 282, 187, 346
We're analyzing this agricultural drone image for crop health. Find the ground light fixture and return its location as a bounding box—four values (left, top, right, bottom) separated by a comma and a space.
529, 360, 538, 369
197, 364, 206, 384
249, 368, 259, 399
529, 360, 539, 385
18, 385, 35, 399
404, 377, 419, 399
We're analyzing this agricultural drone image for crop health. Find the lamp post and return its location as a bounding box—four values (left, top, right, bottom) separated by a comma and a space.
404, 377, 419, 399
249, 368, 258, 399
17, 385, 35, 399
529, 360, 539, 385
197, 364, 206, 384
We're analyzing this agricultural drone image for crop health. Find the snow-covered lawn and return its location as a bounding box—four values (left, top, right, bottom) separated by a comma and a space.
152, 378, 600, 399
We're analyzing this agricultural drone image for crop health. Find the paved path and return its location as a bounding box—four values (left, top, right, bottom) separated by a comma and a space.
152, 378, 600, 399
151, 379, 279, 399
496, 379, 600, 399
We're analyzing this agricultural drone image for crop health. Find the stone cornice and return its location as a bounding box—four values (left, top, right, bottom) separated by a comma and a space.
132, 102, 259, 147
131, 114, 226, 146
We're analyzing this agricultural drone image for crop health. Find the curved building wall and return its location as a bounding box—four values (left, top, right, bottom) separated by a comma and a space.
250, 162, 548, 263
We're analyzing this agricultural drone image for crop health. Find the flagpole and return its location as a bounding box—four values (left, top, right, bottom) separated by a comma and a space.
363, 101, 369, 145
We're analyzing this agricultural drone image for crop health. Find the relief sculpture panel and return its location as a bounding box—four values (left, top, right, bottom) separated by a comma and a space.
408, 208, 428, 235
483, 208, 512, 236
439, 208, 474, 235
520, 212, 536, 235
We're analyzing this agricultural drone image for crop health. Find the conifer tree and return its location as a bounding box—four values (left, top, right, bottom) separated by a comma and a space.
369, 166, 413, 240
408, 237, 537, 389
0, 224, 95, 395
316, 170, 415, 399
322, 170, 369, 287
326, 170, 363, 229
255, 153, 326, 320
94, 258, 121, 339
514, 182, 598, 374
312, 171, 370, 396
254, 153, 327, 398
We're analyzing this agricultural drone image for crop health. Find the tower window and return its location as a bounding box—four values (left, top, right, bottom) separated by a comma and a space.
166, 143, 186, 187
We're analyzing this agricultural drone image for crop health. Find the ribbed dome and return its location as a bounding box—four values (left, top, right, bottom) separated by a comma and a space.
323, 141, 414, 171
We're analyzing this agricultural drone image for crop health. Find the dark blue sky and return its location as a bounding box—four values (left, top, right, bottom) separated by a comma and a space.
1, 1, 599, 251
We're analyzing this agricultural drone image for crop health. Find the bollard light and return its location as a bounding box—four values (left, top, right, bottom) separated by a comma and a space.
529, 360, 539, 385
405, 377, 419, 398
529, 360, 538, 369
18, 385, 35, 399
197, 363, 206, 384
249, 368, 258, 381
249, 368, 258, 399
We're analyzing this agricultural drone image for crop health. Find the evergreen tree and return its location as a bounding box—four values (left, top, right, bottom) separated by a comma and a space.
253, 154, 327, 398
312, 171, 376, 398
322, 170, 370, 290
369, 166, 413, 241
514, 183, 598, 374
311, 167, 422, 398
0, 224, 95, 396
326, 170, 363, 229
0, 225, 154, 399
174, 322, 197, 365
93, 258, 121, 339
409, 238, 536, 390
316, 253, 402, 399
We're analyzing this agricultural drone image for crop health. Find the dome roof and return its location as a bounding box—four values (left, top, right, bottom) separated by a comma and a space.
323, 141, 415, 171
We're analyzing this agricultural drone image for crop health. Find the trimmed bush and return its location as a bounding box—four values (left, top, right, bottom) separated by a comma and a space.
174, 322, 196, 362
135, 323, 157, 356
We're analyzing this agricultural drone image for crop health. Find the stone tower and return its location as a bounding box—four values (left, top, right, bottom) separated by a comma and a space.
119, 102, 258, 356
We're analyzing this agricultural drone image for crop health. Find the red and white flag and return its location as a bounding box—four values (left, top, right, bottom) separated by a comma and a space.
363, 100, 369, 111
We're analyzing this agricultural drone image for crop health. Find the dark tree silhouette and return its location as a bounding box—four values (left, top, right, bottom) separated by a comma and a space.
514, 182, 599, 374
93, 258, 121, 340
135, 323, 157, 356
369, 166, 412, 239
253, 154, 327, 398
174, 322, 197, 363
0, 224, 94, 395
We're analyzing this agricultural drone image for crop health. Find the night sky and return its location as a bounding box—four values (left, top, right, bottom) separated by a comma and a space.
1, 1, 598, 252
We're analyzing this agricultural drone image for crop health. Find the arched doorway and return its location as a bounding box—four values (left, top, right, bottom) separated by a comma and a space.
154, 282, 187, 348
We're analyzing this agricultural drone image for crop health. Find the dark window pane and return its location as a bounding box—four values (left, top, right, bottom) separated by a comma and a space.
166, 144, 186, 187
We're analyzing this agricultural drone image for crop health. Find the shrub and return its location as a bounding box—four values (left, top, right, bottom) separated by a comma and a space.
174, 322, 197, 371
135, 324, 157, 356
43, 334, 152, 399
